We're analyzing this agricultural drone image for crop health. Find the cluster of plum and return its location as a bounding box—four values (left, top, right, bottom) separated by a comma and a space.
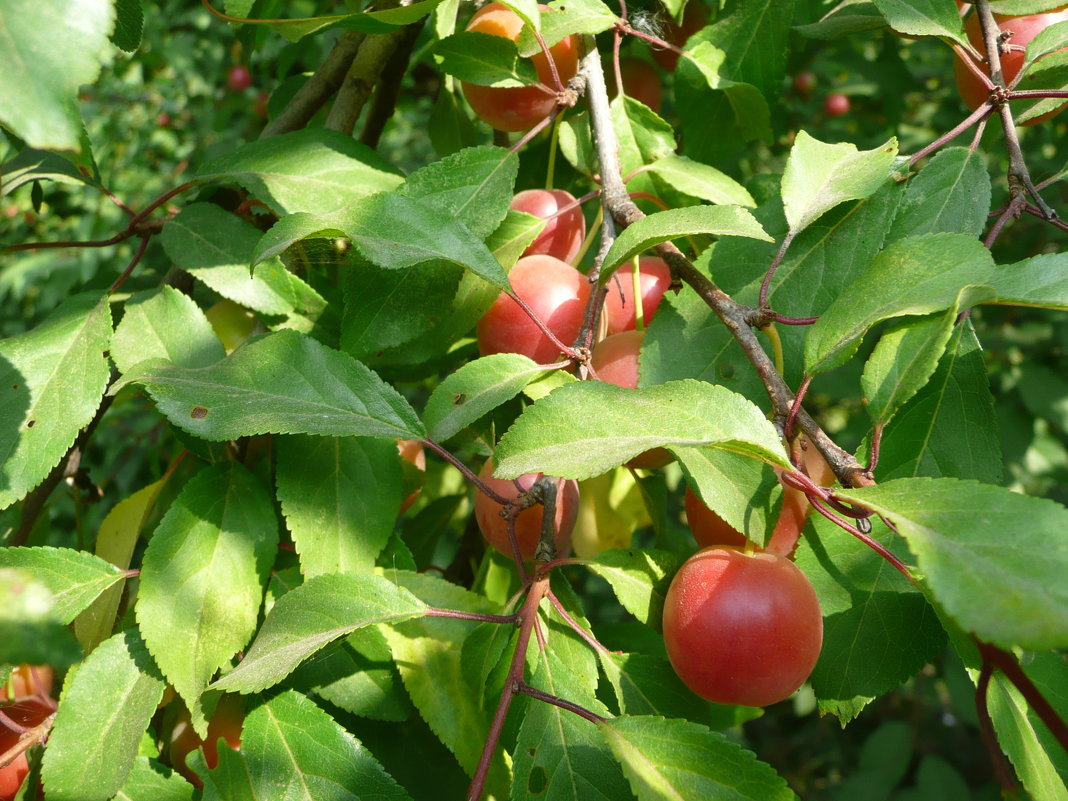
455, 2, 838, 709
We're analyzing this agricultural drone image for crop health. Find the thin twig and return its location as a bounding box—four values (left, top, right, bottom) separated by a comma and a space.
517, 681, 607, 724
577, 39, 869, 488
467, 574, 550, 801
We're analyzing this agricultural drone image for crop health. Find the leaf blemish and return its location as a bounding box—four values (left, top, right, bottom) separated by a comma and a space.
190, 406, 210, 419
26, 419, 35, 428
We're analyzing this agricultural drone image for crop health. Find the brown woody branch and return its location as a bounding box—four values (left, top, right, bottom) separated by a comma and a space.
578, 43, 868, 487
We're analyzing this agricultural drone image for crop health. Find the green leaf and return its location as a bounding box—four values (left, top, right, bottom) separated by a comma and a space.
1015, 50, 1068, 124
255, 193, 510, 289
434, 32, 538, 86
600, 716, 797, 801
641, 288, 767, 404
836, 478, 1068, 650
796, 515, 946, 721
136, 463, 278, 731
0, 567, 81, 666
111, 287, 226, 374
288, 627, 411, 721
873, 321, 1001, 484
0, 292, 112, 509
210, 573, 426, 694
41, 629, 166, 801
871, 0, 966, 42
990, 252, 1068, 310
0, 546, 126, 624
340, 260, 463, 359
114, 330, 425, 441
1022, 18, 1068, 69
646, 155, 756, 208
194, 129, 403, 216
587, 549, 682, 631
424, 353, 551, 442
861, 310, 957, 425
887, 148, 992, 240
781, 131, 898, 236
514, 649, 629, 800
236, 690, 412, 800
382, 572, 506, 786
987, 652, 1068, 801
795, 1, 887, 39
598, 652, 706, 718
276, 435, 401, 576
398, 145, 519, 239
493, 379, 790, 481
75, 478, 169, 654
1, 148, 99, 195
612, 97, 678, 199
803, 233, 996, 375
673, 447, 781, 546
516, 0, 618, 54
160, 204, 326, 318
602, 206, 771, 278
110, 0, 144, 52
113, 757, 195, 801
677, 42, 772, 151
0, 0, 114, 153
697, 0, 795, 102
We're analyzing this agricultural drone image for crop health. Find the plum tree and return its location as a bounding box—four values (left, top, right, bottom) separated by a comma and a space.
510, 189, 586, 264
474, 457, 580, 561
662, 547, 823, 706
476, 254, 590, 362
461, 3, 579, 131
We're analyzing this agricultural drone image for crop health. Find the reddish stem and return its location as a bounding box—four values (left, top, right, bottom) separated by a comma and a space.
466, 574, 550, 801
424, 607, 519, 624
516, 681, 607, 724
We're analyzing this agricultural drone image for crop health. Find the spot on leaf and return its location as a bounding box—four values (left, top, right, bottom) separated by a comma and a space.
527, 765, 548, 795
26, 419, 35, 428
453, 393, 467, 406
190, 406, 209, 419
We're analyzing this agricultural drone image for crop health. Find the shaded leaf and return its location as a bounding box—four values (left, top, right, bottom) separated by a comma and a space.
0, 293, 111, 509
211, 573, 426, 694
136, 463, 278, 731
276, 435, 402, 576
